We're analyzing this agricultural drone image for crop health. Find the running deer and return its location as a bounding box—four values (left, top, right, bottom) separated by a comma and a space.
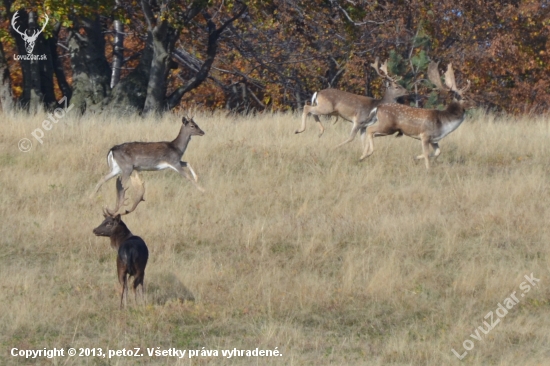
360, 62, 474, 169
295, 58, 409, 149
92, 116, 205, 201
93, 174, 149, 308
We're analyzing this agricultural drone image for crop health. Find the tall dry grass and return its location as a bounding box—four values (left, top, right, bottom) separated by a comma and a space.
0, 109, 549, 365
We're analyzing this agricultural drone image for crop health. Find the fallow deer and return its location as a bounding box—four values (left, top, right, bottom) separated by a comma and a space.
92, 116, 205, 200
360, 62, 474, 169
296, 58, 409, 150
93, 174, 149, 308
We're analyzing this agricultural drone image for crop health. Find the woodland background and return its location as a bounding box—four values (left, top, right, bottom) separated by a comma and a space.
0, 0, 549, 115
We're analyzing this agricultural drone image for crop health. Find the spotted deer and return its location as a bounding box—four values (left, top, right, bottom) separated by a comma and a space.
360, 62, 474, 169
296, 58, 409, 150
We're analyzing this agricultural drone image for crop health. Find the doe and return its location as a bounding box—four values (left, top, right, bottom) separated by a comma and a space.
92, 116, 205, 200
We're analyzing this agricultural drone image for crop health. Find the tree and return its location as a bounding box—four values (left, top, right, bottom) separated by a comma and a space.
0, 0, 548, 114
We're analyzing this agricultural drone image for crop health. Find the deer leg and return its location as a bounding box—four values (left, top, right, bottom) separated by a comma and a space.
431, 143, 441, 160
139, 280, 146, 305
181, 162, 198, 182
414, 137, 431, 169
118, 262, 127, 309
359, 128, 377, 161
295, 105, 311, 134
414, 141, 438, 166
415, 142, 440, 159
313, 115, 325, 137
133, 277, 138, 304
170, 164, 205, 192
297, 105, 326, 137
118, 169, 133, 191
92, 168, 121, 198
92, 152, 123, 196
134, 274, 144, 305
334, 121, 361, 149
122, 277, 128, 309
360, 126, 367, 149
93, 171, 118, 195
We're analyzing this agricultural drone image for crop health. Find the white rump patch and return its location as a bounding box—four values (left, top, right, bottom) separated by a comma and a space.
107, 151, 122, 175
362, 107, 378, 127
107, 150, 114, 168
311, 92, 318, 106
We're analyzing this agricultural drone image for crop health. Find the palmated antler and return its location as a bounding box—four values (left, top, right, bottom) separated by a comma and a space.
427, 61, 444, 90
371, 57, 402, 84
428, 61, 470, 97
104, 174, 145, 216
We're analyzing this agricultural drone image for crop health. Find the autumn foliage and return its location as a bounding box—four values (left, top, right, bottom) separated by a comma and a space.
1, 0, 549, 114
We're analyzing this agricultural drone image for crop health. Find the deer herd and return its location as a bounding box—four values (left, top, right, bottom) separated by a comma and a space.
92, 117, 206, 308
91, 59, 473, 308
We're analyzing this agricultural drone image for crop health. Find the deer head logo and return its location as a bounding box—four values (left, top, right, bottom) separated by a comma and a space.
11, 11, 49, 54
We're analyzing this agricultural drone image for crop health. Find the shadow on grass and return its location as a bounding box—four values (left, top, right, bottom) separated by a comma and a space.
147, 272, 195, 305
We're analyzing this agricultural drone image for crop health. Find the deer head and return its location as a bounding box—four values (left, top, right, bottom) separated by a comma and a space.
182, 116, 205, 136
11, 11, 49, 54
370, 57, 409, 100
92, 213, 125, 238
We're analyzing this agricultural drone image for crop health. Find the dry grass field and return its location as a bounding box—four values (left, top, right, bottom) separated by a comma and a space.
1, 109, 550, 365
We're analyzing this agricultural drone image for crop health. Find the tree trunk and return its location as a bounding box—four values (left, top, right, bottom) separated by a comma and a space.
110, 19, 124, 88
49, 22, 72, 102
106, 1, 243, 115
142, 19, 180, 115
166, 6, 247, 110
68, 16, 111, 114
9, 10, 56, 112
0, 41, 14, 112
106, 32, 153, 114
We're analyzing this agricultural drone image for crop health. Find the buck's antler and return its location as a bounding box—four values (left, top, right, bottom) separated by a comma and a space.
104, 174, 145, 216
427, 61, 445, 90
427, 61, 471, 98
371, 57, 402, 84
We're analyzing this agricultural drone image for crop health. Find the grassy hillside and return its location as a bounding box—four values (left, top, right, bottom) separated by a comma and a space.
1, 110, 549, 365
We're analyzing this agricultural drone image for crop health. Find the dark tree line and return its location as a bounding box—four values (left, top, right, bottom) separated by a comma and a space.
0, 0, 549, 115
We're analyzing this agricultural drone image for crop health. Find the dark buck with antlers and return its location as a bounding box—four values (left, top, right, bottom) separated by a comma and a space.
92, 116, 205, 200
360, 62, 474, 169
296, 58, 409, 149
93, 174, 148, 308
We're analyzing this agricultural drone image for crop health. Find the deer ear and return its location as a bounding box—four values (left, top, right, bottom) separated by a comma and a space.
114, 214, 121, 222
182, 117, 189, 125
